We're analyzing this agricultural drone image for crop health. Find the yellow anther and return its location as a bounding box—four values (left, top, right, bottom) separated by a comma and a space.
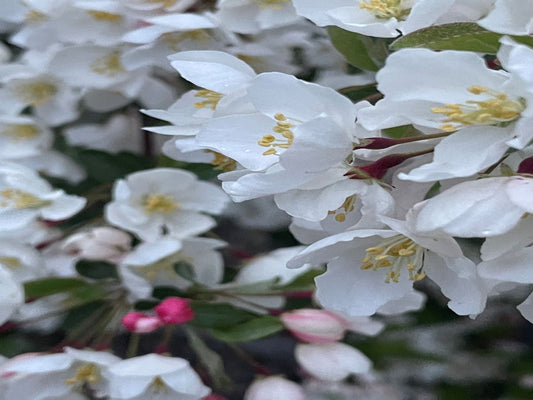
0, 257, 21, 269
360, 0, 411, 20
24, 10, 48, 24
258, 113, 295, 156
252, 0, 290, 9
90, 52, 125, 77
87, 10, 123, 22
205, 150, 236, 172
14, 82, 57, 106
143, 194, 179, 214
1, 124, 40, 141
65, 364, 100, 386
0, 189, 50, 209
161, 30, 211, 51
432, 85, 525, 131
149, 376, 169, 394
193, 90, 222, 110
274, 113, 287, 121
335, 213, 346, 222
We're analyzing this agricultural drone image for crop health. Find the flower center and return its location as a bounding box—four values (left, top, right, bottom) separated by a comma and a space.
258, 113, 295, 156
0, 257, 21, 269
361, 235, 425, 283
328, 195, 357, 222
431, 85, 525, 132
147, 0, 177, 6
90, 52, 126, 77
64, 363, 100, 386
253, 0, 290, 9
161, 30, 211, 51
359, 0, 411, 20
87, 10, 123, 22
135, 252, 192, 280
0, 189, 51, 209
14, 82, 57, 106
205, 150, 237, 172
24, 10, 48, 24
193, 90, 222, 110
143, 194, 179, 214
1, 124, 40, 142
150, 376, 170, 394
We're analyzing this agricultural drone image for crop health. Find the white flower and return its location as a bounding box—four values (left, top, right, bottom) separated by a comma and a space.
292, 0, 455, 38
105, 168, 229, 241
0, 162, 86, 231
0, 264, 24, 326
62, 226, 132, 262
104, 353, 210, 400
295, 342, 372, 382
216, 0, 301, 34
478, 0, 533, 35
0, 115, 52, 160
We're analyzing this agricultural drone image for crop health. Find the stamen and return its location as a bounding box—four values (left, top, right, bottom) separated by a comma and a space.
204, 150, 237, 172
252, 0, 290, 9
87, 10, 123, 22
361, 235, 426, 283
193, 90, 222, 110
90, 52, 126, 77
14, 82, 57, 106
431, 85, 525, 131
147, 0, 177, 6
161, 30, 211, 51
142, 194, 179, 214
0, 257, 21, 269
359, 0, 411, 20
258, 113, 295, 156
1, 124, 40, 141
328, 195, 357, 222
150, 376, 169, 394
0, 189, 51, 209
64, 364, 100, 386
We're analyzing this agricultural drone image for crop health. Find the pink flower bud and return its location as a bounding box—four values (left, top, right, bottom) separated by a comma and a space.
280, 309, 350, 343
154, 297, 194, 325
202, 395, 228, 400
244, 376, 305, 400
121, 312, 163, 333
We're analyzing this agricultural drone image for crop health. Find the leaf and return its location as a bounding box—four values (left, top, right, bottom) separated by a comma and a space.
424, 182, 441, 200
24, 278, 88, 299
65, 284, 108, 305
390, 22, 505, 53
184, 327, 233, 390
275, 269, 323, 291
75, 260, 118, 280
152, 286, 187, 299
173, 261, 196, 281
61, 301, 107, 330
224, 278, 280, 295
210, 316, 283, 343
338, 84, 379, 103
134, 300, 160, 311
384, 125, 421, 139
190, 302, 257, 329
328, 26, 383, 71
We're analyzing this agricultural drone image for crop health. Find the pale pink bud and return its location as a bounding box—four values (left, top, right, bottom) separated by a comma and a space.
244, 376, 305, 400
280, 309, 349, 343
155, 297, 194, 325
121, 312, 163, 333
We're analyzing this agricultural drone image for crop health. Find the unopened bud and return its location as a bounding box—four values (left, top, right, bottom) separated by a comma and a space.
155, 297, 194, 325
244, 376, 305, 400
121, 312, 162, 333
280, 309, 349, 343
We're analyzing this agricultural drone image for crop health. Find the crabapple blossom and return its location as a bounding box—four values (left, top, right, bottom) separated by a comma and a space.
280, 308, 351, 343
244, 376, 305, 400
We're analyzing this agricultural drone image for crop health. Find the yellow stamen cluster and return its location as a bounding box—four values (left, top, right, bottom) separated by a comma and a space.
205, 150, 237, 172
431, 85, 525, 132
0, 257, 21, 269
361, 235, 426, 283
90, 52, 126, 77
258, 113, 295, 156
193, 90, 222, 110
360, 0, 411, 20
142, 193, 179, 214
150, 376, 169, 394
1, 124, 40, 142
253, 0, 290, 10
87, 10, 123, 22
328, 195, 357, 222
161, 30, 211, 51
147, 0, 177, 7
0, 189, 50, 209
64, 364, 100, 386
14, 82, 57, 106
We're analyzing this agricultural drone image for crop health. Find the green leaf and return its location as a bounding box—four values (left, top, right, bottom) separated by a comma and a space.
390, 22, 502, 53
61, 301, 108, 330
328, 26, 385, 71
65, 284, 108, 306
152, 286, 187, 299
424, 182, 441, 199
184, 327, 233, 390
210, 316, 283, 342
75, 260, 118, 280
338, 84, 379, 103
276, 269, 323, 291
384, 125, 421, 139
173, 261, 196, 281
190, 302, 257, 329
134, 300, 160, 311
24, 278, 88, 299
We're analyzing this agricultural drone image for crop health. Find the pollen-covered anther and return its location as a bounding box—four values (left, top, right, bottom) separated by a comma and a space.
328, 195, 357, 222
87, 10, 123, 22
193, 90, 222, 110
90, 52, 126, 77
1, 124, 40, 141
150, 376, 170, 394
431, 85, 525, 131
205, 150, 237, 172
142, 194, 179, 214
162, 30, 211, 51
253, 0, 290, 9
0, 189, 50, 209
258, 113, 295, 156
360, 235, 425, 283
14, 82, 57, 106
359, 0, 411, 20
